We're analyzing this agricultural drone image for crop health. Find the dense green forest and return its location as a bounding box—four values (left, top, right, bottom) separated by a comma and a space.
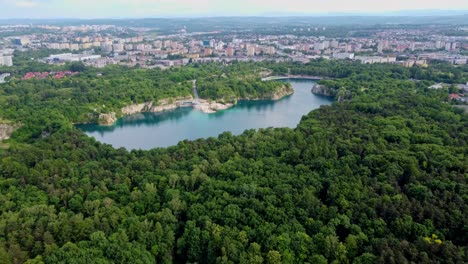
0, 61, 287, 133
0, 59, 467, 263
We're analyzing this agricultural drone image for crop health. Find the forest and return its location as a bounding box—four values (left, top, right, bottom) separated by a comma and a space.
0, 61, 287, 135
0, 59, 467, 263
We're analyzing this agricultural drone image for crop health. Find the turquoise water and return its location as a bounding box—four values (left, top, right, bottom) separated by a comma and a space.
78, 79, 332, 149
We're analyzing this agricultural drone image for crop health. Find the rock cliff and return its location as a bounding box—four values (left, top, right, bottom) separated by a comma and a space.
193, 100, 234, 114
243, 84, 294, 100
311, 84, 335, 97
270, 84, 294, 100
121, 101, 153, 115
98, 112, 117, 126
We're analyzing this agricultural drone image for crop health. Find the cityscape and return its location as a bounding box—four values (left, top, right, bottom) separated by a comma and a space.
1, 20, 467, 70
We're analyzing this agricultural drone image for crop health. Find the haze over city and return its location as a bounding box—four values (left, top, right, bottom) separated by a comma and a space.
1, 0, 468, 18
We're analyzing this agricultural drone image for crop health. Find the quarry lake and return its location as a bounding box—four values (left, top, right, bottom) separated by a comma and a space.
78, 79, 333, 149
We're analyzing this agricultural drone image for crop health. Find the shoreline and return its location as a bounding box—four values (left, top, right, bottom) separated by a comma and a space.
95, 84, 294, 126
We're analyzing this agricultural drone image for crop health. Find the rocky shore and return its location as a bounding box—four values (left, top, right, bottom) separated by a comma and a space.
193, 100, 234, 114
97, 85, 294, 125
98, 112, 117, 126
98, 97, 193, 125
193, 84, 293, 113
311, 84, 335, 97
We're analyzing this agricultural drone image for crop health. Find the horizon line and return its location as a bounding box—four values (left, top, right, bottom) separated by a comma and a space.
0, 9, 467, 21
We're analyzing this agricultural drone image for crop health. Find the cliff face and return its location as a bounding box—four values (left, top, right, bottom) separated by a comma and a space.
193, 100, 234, 114
121, 102, 153, 115
98, 112, 117, 126
149, 96, 193, 113
270, 84, 294, 100
243, 84, 295, 100
121, 97, 194, 115
311, 84, 335, 97
0, 123, 20, 140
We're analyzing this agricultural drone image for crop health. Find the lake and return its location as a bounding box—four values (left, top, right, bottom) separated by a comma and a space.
78, 79, 333, 149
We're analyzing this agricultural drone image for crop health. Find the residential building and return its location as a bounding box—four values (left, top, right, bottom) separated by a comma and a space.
226, 47, 234, 57
247, 46, 256, 56
0, 56, 13, 66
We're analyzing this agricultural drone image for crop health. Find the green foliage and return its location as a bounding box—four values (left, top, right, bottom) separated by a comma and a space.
0, 60, 467, 263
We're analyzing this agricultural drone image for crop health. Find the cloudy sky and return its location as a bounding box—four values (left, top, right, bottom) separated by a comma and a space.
1, 0, 467, 18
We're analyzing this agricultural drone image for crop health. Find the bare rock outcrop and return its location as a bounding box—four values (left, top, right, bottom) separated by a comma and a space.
121, 101, 153, 115
193, 100, 234, 113
311, 84, 334, 97
98, 112, 117, 126
0, 123, 19, 140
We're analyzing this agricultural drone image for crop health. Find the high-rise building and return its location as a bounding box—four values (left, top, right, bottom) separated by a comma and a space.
135, 44, 146, 51
204, 48, 213, 56
101, 44, 113, 52
314, 42, 325, 51
13, 37, 30, 46
162, 40, 172, 48
247, 46, 256, 56
445, 42, 452, 51
226, 47, 234, 57
154, 40, 162, 49
451, 42, 458, 50
217, 41, 225, 50
265, 46, 276, 55
330, 40, 339, 49
377, 42, 384, 53
113, 44, 124, 52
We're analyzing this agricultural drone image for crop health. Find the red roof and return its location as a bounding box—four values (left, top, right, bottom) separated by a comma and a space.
449, 94, 462, 100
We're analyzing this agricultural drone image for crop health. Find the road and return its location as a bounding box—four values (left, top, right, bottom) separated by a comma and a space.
192, 80, 199, 102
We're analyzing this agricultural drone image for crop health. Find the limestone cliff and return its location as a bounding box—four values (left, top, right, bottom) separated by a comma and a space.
0, 123, 19, 140
243, 84, 295, 100
193, 100, 234, 114
150, 96, 193, 113
311, 84, 335, 97
121, 101, 153, 115
98, 112, 117, 126
270, 84, 294, 100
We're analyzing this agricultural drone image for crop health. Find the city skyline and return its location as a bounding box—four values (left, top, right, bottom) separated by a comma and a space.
1, 0, 468, 19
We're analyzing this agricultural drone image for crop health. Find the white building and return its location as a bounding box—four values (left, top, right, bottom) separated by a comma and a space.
59, 43, 70, 50
0, 56, 13, 66
333, 53, 355, 60
70, 44, 80, 51
355, 56, 396, 64
247, 46, 256, 56
46, 53, 101, 62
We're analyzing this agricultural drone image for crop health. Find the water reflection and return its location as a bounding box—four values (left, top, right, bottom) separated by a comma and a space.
79, 107, 192, 134
78, 80, 332, 149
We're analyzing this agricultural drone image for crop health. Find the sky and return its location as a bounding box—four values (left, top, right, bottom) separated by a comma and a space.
1, 0, 467, 19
